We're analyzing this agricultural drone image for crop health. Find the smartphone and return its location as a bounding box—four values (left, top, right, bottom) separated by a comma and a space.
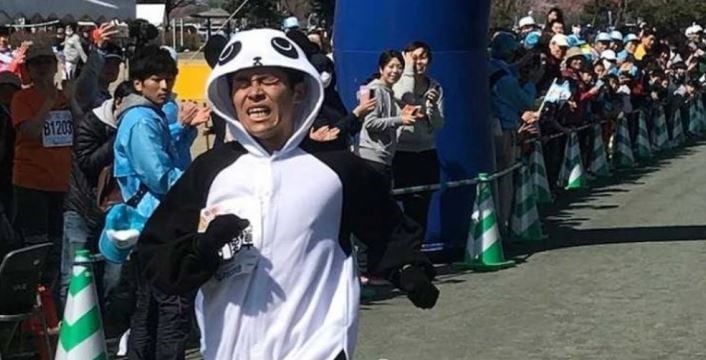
369, 88, 375, 100
358, 86, 370, 101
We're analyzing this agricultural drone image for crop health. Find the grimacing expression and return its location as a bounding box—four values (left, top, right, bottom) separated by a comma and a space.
379, 57, 403, 86
231, 67, 306, 147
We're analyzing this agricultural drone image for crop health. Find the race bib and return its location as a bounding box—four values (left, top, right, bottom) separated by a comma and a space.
42, 110, 73, 148
199, 198, 261, 280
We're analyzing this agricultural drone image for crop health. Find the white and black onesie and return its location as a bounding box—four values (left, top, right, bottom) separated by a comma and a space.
137, 29, 435, 360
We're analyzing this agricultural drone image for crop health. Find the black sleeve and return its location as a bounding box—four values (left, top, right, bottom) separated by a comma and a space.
313, 151, 434, 281
75, 113, 115, 183
333, 112, 362, 138
136, 142, 245, 295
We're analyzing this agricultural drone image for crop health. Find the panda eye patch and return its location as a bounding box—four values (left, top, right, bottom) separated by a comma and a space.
271, 37, 299, 59
218, 41, 242, 65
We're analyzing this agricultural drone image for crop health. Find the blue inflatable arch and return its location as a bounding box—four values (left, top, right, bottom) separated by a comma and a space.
334, 0, 493, 257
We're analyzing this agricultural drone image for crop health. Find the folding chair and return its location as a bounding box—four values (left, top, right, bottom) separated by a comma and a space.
0, 243, 53, 360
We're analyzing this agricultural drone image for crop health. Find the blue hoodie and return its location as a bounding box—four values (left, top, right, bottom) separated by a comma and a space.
113, 94, 193, 221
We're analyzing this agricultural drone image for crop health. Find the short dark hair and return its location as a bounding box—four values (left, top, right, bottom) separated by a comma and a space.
128, 45, 178, 81
113, 80, 135, 101
378, 50, 405, 70
403, 41, 433, 63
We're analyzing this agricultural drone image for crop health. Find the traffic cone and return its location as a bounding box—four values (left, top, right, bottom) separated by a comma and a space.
529, 141, 553, 204
454, 174, 515, 271
672, 110, 686, 147
510, 164, 546, 242
613, 114, 635, 168
651, 107, 669, 152
589, 124, 611, 177
635, 111, 652, 160
558, 132, 588, 190
56, 250, 107, 360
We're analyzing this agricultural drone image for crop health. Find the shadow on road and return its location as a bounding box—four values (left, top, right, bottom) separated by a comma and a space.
505, 140, 706, 259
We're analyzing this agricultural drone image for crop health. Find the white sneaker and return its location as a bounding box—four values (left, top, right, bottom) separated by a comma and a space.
117, 329, 130, 356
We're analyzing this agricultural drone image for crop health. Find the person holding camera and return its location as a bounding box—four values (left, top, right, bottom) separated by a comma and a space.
355, 50, 424, 186
390, 41, 444, 237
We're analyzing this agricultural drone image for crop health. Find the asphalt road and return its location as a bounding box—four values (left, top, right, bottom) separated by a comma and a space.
355, 142, 706, 360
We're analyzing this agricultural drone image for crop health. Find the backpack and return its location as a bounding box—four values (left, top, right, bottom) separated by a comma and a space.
96, 164, 147, 212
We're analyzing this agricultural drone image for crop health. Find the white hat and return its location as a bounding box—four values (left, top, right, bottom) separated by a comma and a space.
601, 49, 617, 61
206, 29, 323, 158
596, 32, 612, 42
518, 16, 536, 28
623, 34, 639, 44
282, 16, 300, 30
610, 30, 623, 42
551, 34, 569, 47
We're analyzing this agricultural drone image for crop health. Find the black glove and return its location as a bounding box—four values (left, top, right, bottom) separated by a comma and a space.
398, 265, 439, 309
194, 214, 250, 259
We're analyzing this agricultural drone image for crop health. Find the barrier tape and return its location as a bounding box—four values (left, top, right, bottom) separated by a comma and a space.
391, 121, 601, 196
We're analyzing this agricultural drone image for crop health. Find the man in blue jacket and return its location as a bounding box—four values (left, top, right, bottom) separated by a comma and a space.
111, 45, 197, 360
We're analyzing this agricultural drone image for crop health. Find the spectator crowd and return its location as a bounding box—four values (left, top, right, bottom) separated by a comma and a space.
0, 7, 705, 359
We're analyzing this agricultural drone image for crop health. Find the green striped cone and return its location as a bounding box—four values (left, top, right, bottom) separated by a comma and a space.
672, 111, 686, 147
510, 165, 546, 242
454, 174, 515, 271
688, 102, 702, 136
613, 115, 635, 168
529, 141, 553, 204
636, 111, 652, 159
651, 107, 669, 151
56, 250, 107, 360
589, 124, 611, 177
558, 132, 588, 190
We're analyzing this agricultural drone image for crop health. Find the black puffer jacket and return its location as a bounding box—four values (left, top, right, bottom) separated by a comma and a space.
65, 99, 118, 236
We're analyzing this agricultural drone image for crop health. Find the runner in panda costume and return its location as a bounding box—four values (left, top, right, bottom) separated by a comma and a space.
137, 28, 439, 360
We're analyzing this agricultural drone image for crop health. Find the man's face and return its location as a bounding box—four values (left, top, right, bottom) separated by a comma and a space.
134, 74, 174, 105
231, 67, 305, 148
552, 22, 565, 35
549, 42, 567, 60
410, 47, 430, 75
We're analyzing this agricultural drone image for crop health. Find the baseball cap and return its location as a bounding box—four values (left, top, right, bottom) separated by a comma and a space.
601, 50, 617, 61
623, 34, 639, 44
518, 16, 536, 28
596, 32, 612, 42
610, 30, 623, 42
0, 71, 20, 88
551, 34, 569, 47
282, 16, 300, 30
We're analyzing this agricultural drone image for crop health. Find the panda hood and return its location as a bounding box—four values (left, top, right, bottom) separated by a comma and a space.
206, 29, 324, 157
